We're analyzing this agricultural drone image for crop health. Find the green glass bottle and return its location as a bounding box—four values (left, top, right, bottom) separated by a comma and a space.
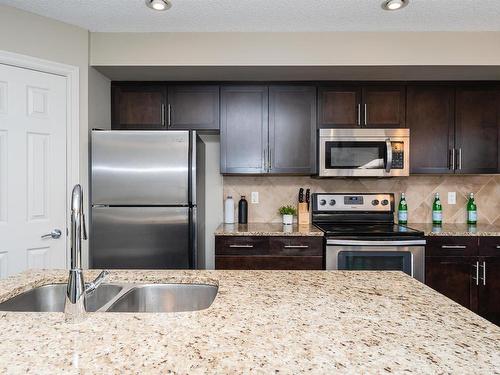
432, 193, 442, 225
398, 193, 408, 225
467, 193, 477, 225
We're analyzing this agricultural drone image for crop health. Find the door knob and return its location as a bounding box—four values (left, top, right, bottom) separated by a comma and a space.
41, 229, 62, 239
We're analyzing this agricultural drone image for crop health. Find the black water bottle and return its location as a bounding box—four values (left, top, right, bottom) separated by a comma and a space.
238, 196, 248, 224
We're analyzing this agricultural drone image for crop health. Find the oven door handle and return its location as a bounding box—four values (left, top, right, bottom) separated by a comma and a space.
326, 239, 426, 246
385, 138, 392, 173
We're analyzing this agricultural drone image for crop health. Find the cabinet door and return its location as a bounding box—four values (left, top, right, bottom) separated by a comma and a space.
317, 86, 361, 128
407, 85, 455, 174
220, 86, 268, 174
167, 85, 219, 130
425, 256, 476, 311
111, 84, 166, 129
455, 87, 499, 174
269, 86, 316, 174
362, 85, 406, 128
477, 256, 500, 325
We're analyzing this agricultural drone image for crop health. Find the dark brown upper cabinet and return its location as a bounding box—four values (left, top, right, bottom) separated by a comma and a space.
408, 85, 499, 175
318, 84, 405, 128
268, 86, 316, 174
111, 83, 219, 131
455, 87, 499, 174
407, 85, 455, 174
220, 85, 316, 175
112, 84, 166, 129
220, 86, 268, 174
362, 85, 406, 128
318, 86, 361, 128
167, 85, 219, 130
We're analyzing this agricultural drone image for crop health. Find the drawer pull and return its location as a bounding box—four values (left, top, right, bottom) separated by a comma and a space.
496, 245, 500, 249
441, 245, 467, 249
284, 245, 309, 249
229, 244, 254, 248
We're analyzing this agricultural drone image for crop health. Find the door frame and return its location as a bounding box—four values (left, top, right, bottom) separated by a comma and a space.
0, 49, 80, 269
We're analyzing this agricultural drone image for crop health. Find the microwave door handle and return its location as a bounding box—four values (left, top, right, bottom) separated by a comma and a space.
385, 139, 392, 173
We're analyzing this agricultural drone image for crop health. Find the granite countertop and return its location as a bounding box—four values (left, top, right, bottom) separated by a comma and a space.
409, 223, 500, 236
0, 270, 499, 374
215, 223, 324, 236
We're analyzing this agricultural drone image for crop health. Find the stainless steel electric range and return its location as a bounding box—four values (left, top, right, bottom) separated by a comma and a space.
312, 193, 426, 282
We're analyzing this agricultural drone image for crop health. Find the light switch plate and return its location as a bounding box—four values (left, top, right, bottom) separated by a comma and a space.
448, 192, 456, 205
251, 191, 259, 204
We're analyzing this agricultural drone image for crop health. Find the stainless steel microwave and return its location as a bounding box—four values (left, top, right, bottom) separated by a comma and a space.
318, 128, 410, 177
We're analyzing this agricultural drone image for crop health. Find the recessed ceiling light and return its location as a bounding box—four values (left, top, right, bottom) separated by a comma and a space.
382, 0, 409, 11
145, 0, 172, 11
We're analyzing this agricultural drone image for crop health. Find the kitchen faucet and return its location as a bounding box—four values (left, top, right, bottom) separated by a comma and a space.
64, 184, 109, 323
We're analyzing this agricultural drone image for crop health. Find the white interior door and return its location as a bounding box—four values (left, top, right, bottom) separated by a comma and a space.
0, 64, 67, 278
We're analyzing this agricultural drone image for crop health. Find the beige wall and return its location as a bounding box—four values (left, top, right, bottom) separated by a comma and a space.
224, 175, 500, 225
0, 5, 91, 266
91, 32, 500, 66
89, 67, 111, 129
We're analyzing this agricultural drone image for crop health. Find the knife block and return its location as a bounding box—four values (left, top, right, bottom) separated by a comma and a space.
297, 202, 310, 225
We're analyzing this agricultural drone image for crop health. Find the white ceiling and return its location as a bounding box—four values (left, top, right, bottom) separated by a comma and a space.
1, 0, 500, 32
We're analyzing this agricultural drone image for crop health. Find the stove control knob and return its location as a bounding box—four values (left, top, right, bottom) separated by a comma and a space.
381, 199, 389, 206
329, 199, 336, 206
319, 199, 327, 206
371, 199, 380, 206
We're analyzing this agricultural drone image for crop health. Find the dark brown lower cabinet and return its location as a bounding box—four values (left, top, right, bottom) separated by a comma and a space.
215, 235, 323, 270
425, 236, 500, 325
477, 256, 500, 325
425, 256, 476, 310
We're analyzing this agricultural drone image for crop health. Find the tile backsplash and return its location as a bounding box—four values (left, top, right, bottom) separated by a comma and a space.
223, 175, 500, 224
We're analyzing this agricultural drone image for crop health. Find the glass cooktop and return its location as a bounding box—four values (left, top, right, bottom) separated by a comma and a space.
313, 223, 424, 237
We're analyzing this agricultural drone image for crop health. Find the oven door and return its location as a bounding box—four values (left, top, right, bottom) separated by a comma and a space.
318, 129, 409, 177
325, 239, 425, 282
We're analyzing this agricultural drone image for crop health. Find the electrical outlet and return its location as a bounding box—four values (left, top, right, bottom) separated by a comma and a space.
251, 191, 259, 204
448, 192, 456, 205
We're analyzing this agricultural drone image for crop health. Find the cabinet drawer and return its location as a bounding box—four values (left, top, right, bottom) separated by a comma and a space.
268, 236, 323, 256
479, 237, 500, 256
215, 256, 323, 270
215, 236, 269, 255
426, 236, 478, 257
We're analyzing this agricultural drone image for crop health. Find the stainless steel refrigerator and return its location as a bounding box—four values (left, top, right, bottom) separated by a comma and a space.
90, 130, 199, 269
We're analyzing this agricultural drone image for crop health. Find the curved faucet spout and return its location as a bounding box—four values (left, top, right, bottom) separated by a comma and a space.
65, 184, 108, 323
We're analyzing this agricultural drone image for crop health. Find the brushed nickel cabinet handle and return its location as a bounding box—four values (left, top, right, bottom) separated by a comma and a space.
495, 245, 500, 249
458, 148, 462, 170
357, 104, 361, 126
284, 245, 309, 249
449, 149, 456, 170
229, 244, 254, 248
479, 261, 486, 286
441, 245, 466, 249
161, 104, 166, 127
167, 104, 172, 127
364, 103, 367, 126
472, 261, 479, 286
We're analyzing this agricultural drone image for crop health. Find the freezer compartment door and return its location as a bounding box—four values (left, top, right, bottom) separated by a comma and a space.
91, 130, 189, 205
91, 207, 191, 269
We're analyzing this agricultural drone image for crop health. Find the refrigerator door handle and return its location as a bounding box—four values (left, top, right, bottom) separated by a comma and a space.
190, 131, 197, 206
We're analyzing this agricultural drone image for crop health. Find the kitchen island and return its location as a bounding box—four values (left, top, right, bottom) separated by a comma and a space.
0, 270, 498, 374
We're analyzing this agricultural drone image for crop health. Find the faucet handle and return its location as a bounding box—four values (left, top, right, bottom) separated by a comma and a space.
85, 270, 109, 295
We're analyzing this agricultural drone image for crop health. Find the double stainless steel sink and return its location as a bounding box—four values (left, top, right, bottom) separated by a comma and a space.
0, 283, 218, 313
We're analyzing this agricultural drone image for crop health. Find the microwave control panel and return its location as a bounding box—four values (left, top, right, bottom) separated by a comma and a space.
391, 142, 405, 169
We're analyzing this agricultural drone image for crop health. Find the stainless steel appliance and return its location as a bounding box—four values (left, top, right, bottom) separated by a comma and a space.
312, 193, 426, 282
90, 130, 200, 269
318, 129, 410, 177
